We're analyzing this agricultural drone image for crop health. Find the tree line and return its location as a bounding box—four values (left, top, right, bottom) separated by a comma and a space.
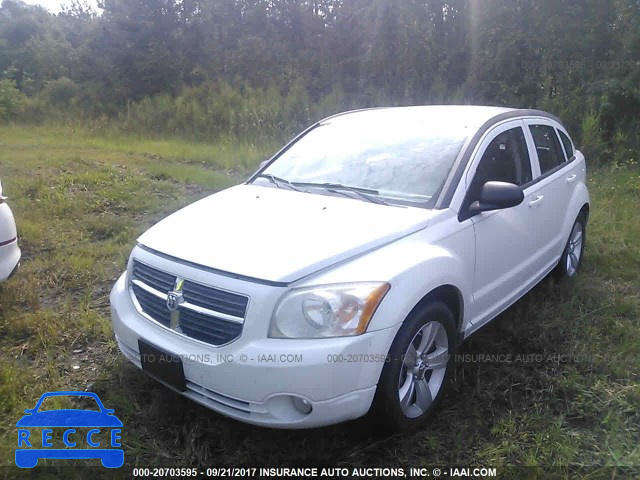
0, 0, 638, 159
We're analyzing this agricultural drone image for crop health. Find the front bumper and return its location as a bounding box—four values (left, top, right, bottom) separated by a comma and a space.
110, 272, 398, 428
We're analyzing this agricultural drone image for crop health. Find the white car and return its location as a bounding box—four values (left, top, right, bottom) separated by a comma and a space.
110, 106, 589, 431
0, 179, 20, 282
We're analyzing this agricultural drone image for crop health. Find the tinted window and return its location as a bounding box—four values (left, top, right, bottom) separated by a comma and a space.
558, 130, 575, 160
529, 125, 566, 174
470, 127, 532, 198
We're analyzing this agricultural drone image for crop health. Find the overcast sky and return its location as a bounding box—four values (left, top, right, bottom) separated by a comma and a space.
20, 0, 100, 14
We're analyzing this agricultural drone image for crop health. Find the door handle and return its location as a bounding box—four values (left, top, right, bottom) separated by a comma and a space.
528, 195, 544, 207
566, 174, 577, 184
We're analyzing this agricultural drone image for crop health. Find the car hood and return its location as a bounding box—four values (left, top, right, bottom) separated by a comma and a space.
137, 184, 437, 283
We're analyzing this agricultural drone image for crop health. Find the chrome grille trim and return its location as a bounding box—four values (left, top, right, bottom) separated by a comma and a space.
129, 259, 249, 346
131, 279, 166, 299
131, 283, 171, 327
132, 261, 175, 292
131, 279, 244, 324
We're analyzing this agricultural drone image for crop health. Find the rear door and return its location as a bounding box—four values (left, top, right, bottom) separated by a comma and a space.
522, 119, 580, 279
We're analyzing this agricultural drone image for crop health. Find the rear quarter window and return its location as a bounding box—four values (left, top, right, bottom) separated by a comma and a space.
558, 130, 575, 160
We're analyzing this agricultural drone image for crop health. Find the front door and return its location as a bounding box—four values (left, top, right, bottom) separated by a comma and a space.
463, 121, 539, 326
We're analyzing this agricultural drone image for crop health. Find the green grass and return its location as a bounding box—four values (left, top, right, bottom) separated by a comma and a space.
0, 125, 638, 479
0, 124, 273, 171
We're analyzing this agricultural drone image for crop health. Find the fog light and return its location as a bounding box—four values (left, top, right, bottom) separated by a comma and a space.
292, 396, 313, 415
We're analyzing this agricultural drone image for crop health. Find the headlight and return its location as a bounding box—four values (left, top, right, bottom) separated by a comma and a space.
269, 282, 390, 339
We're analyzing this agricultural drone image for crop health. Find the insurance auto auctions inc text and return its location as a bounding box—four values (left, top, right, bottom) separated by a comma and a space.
250, 466, 497, 478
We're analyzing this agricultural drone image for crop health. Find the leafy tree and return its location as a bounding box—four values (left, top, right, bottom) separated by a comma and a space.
0, 0, 637, 155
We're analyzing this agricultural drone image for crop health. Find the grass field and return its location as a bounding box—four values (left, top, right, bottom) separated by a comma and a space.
0, 125, 638, 479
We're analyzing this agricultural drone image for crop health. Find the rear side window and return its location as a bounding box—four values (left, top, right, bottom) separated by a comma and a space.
529, 125, 566, 174
558, 130, 575, 160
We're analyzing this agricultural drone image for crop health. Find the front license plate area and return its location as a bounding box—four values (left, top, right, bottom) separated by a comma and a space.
138, 340, 186, 392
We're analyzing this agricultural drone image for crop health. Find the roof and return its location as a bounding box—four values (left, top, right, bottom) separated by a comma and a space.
323, 105, 515, 129
322, 105, 561, 130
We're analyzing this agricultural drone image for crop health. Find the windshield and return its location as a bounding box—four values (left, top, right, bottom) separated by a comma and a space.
256, 114, 470, 205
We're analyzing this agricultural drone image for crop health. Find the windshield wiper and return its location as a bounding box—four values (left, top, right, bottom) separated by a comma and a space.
256, 174, 303, 192
291, 182, 390, 206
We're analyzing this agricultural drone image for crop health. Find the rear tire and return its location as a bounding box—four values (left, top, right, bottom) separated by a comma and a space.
371, 301, 457, 432
555, 212, 587, 280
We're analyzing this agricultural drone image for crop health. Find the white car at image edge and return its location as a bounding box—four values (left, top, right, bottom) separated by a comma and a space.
0, 179, 20, 282
110, 106, 589, 431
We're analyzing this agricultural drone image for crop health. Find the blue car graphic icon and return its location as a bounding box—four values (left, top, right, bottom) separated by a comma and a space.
15, 391, 124, 468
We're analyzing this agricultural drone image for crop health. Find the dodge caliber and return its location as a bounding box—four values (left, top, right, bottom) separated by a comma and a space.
110, 106, 589, 431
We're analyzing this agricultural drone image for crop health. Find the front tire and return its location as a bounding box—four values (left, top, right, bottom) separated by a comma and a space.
372, 301, 457, 432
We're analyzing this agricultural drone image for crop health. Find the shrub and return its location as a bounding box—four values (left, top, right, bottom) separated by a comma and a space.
41, 77, 79, 106
114, 80, 351, 142
0, 79, 24, 121
580, 111, 607, 166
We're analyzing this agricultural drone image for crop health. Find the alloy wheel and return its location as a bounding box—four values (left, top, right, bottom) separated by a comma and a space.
566, 222, 583, 277
398, 321, 449, 418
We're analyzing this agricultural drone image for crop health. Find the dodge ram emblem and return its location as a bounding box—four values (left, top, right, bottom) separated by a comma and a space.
166, 291, 183, 311
166, 278, 185, 316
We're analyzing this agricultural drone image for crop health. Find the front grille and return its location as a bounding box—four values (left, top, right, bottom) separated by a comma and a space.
179, 308, 243, 345
182, 280, 248, 318
132, 283, 171, 327
132, 261, 175, 293
130, 260, 249, 346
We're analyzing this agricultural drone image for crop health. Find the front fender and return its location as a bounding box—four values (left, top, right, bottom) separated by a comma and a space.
298, 219, 474, 332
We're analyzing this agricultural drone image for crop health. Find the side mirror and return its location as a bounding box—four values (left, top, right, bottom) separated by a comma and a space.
469, 181, 524, 215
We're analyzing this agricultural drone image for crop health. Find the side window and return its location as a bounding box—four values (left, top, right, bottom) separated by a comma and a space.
529, 124, 566, 174
558, 130, 575, 160
470, 127, 532, 199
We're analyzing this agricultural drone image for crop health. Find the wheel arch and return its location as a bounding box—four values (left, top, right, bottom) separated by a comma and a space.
407, 284, 464, 333
564, 199, 590, 246
579, 202, 590, 219
561, 177, 590, 250
370, 283, 463, 431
